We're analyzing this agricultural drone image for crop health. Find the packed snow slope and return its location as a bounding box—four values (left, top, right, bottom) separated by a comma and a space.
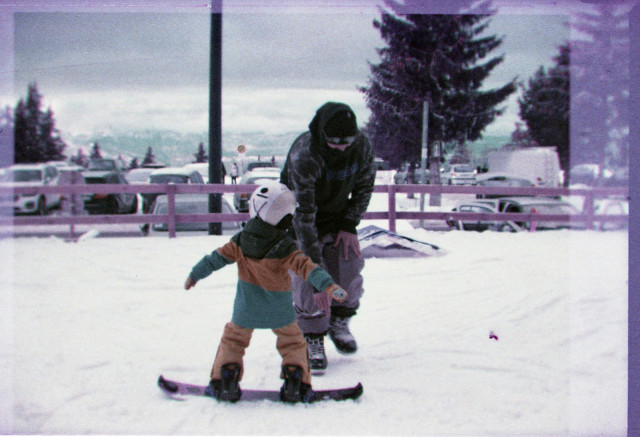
0, 225, 627, 435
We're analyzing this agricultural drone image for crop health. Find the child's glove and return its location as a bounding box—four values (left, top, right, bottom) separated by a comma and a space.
184, 276, 197, 290
326, 284, 348, 302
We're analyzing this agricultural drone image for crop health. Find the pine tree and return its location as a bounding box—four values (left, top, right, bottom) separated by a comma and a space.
13, 82, 67, 163
40, 107, 67, 162
128, 157, 139, 169
193, 142, 208, 163
70, 148, 88, 167
142, 147, 156, 166
360, 1, 516, 169
518, 44, 570, 181
90, 142, 103, 159
570, 3, 630, 169
0, 106, 12, 167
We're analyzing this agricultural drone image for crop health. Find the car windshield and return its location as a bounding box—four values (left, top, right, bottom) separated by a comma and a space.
246, 175, 278, 184
480, 177, 532, 187
5, 169, 43, 182
150, 174, 189, 184
247, 162, 277, 171
453, 165, 474, 172
85, 174, 119, 184
88, 160, 116, 171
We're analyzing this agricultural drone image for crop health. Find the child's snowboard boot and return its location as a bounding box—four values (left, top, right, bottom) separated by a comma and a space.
304, 334, 328, 370
280, 364, 313, 403
208, 363, 242, 402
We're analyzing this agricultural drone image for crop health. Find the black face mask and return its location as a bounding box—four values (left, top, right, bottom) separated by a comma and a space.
276, 214, 294, 230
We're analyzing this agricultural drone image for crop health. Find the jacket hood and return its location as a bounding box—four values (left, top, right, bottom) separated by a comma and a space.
307, 102, 359, 165
232, 217, 297, 259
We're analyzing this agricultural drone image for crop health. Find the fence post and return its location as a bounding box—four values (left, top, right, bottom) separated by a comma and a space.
584, 190, 595, 230
167, 184, 177, 238
388, 184, 397, 232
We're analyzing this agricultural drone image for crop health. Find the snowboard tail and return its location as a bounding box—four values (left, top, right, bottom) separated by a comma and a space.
158, 375, 362, 403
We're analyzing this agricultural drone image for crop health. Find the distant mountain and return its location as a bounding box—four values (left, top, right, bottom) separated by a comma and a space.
62, 129, 300, 167
61, 128, 508, 168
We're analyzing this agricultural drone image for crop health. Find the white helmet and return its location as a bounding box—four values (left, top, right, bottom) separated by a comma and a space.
249, 180, 297, 226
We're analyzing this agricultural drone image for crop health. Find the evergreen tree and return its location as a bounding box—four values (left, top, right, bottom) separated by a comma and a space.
518, 44, 570, 182
142, 147, 156, 166
507, 122, 537, 148
360, 1, 516, 169
128, 157, 139, 169
13, 82, 67, 163
90, 142, 103, 159
570, 3, 630, 169
193, 142, 208, 163
70, 148, 88, 167
40, 107, 67, 162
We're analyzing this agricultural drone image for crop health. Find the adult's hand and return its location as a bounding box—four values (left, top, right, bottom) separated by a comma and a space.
334, 230, 361, 260
313, 291, 331, 315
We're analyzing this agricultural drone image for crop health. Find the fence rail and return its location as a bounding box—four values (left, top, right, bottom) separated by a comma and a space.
0, 183, 629, 238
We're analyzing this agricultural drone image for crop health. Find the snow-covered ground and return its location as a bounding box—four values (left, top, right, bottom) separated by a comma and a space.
0, 193, 628, 435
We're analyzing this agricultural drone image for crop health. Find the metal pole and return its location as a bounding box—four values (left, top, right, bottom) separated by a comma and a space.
419, 100, 428, 227
208, 2, 223, 235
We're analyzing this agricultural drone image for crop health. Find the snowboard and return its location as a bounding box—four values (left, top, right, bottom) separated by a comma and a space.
158, 375, 363, 403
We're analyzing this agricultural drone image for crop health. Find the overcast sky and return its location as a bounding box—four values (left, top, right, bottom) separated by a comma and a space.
0, 0, 580, 138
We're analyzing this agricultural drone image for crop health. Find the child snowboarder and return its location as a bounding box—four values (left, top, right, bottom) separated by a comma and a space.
184, 180, 348, 403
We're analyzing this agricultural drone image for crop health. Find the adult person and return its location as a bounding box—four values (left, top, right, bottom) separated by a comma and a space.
280, 101, 376, 370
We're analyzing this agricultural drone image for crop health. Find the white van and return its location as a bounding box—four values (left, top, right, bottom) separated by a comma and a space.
487, 147, 562, 187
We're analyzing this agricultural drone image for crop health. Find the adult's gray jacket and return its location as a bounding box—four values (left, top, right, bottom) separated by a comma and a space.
280, 102, 376, 264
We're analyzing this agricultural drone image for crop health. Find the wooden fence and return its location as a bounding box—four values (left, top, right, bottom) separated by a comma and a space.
0, 183, 629, 238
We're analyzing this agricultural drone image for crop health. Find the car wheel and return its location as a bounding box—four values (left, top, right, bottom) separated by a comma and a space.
129, 196, 138, 214
108, 196, 119, 214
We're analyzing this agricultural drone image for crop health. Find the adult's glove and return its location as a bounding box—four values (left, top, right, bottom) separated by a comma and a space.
334, 230, 361, 260
313, 284, 348, 315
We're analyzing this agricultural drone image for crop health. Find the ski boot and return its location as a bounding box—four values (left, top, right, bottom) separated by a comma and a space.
329, 316, 357, 354
304, 334, 328, 370
280, 364, 313, 403
207, 363, 242, 402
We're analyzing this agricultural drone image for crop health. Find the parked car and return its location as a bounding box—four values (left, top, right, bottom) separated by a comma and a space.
125, 168, 154, 185
446, 200, 513, 232
182, 162, 211, 183
233, 169, 280, 212
83, 170, 138, 214
246, 161, 278, 173
150, 194, 241, 232
499, 197, 582, 231
142, 167, 205, 213
0, 163, 62, 215
374, 158, 395, 185
394, 163, 430, 184
56, 166, 86, 213
447, 197, 581, 232
440, 163, 477, 185
475, 173, 535, 198
87, 158, 123, 172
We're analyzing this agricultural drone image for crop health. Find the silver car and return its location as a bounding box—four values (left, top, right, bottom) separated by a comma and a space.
448, 197, 581, 232
150, 194, 240, 232
440, 164, 477, 185
233, 169, 280, 212
0, 163, 62, 214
